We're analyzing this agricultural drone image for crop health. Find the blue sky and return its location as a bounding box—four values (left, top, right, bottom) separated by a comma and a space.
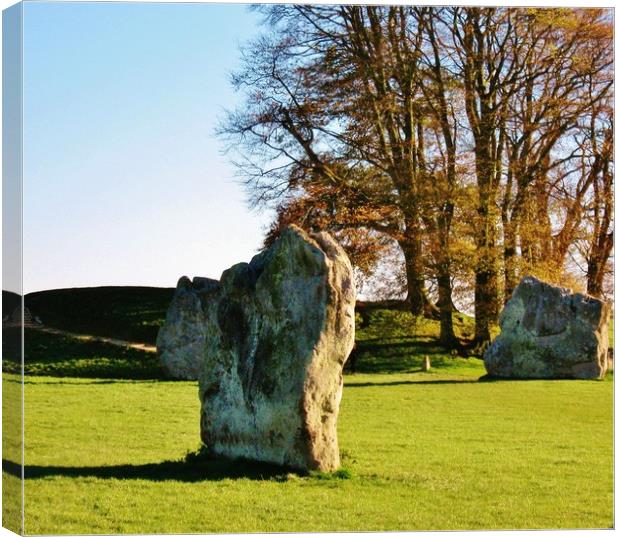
22, 1, 271, 293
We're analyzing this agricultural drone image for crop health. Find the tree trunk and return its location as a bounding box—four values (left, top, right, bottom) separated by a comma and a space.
423, 295, 441, 319
586, 256, 606, 297
586, 131, 613, 299
399, 235, 440, 319
400, 237, 426, 317
474, 270, 497, 343
474, 186, 500, 344
586, 231, 613, 298
435, 203, 458, 347
503, 216, 519, 303
436, 268, 457, 347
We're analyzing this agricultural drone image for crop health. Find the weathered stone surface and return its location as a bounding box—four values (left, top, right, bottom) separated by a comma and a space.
156, 276, 219, 379
198, 225, 356, 471
484, 276, 610, 379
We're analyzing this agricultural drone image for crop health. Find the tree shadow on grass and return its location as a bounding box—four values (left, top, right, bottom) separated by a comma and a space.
3, 328, 166, 380
345, 378, 479, 388
2, 452, 300, 483
357, 337, 434, 351
355, 335, 419, 345
477, 373, 612, 383
4, 378, 166, 386
350, 338, 472, 375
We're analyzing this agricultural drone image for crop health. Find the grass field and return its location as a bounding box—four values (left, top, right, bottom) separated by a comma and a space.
2, 289, 614, 533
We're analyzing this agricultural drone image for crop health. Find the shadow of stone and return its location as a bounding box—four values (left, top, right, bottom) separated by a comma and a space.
477, 373, 607, 382
478, 374, 506, 382
2, 454, 300, 483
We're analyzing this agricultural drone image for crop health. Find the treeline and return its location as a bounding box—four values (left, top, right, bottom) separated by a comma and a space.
220, 7, 613, 347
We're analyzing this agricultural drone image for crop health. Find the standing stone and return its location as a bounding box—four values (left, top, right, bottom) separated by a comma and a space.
484, 276, 610, 379
199, 225, 356, 471
156, 276, 219, 380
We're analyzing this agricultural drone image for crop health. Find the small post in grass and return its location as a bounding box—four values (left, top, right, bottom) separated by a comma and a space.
422, 355, 431, 372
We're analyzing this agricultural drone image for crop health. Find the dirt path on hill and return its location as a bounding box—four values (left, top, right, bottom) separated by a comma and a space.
32, 326, 157, 353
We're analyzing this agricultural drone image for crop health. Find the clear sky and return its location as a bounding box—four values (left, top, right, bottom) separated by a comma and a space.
21, 1, 271, 293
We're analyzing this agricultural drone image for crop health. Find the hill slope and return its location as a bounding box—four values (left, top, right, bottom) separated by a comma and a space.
2, 290, 21, 317
9, 284, 482, 379
25, 286, 175, 345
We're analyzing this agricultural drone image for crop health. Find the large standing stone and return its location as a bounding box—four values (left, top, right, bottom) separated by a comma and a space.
199, 225, 356, 471
156, 276, 219, 379
484, 276, 610, 379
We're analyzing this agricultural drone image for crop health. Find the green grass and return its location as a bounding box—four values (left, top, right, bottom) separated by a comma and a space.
2, 367, 22, 533
353, 309, 483, 374
5, 369, 612, 533
3, 328, 165, 379
2, 303, 613, 533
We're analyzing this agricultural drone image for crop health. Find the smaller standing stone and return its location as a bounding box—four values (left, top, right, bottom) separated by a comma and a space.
156, 276, 219, 380
422, 356, 431, 372
484, 276, 610, 379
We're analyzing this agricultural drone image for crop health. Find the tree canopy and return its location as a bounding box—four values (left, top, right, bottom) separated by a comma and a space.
220, 6, 613, 349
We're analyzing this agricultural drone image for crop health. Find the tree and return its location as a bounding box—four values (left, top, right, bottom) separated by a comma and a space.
220, 6, 442, 317
220, 6, 613, 350
500, 9, 613, 298
449, 8, 523, 343
584, 104, 614, 297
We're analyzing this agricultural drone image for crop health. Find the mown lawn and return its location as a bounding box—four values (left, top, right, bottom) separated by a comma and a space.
2, 307, 614, 533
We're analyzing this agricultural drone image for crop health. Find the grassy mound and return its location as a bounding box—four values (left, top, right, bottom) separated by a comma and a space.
2, 290, 21, 316
3, 328, 164, 379
8, 284, 486, 379
25, 286, 175, 345
6, 289, 613, 380
353, 309, 481, 375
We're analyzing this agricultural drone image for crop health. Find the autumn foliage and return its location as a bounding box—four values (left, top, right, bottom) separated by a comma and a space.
220, 7, 613, 348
